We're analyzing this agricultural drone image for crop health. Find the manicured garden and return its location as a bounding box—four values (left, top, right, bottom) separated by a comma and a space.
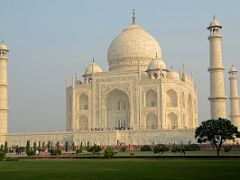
0, 159, 240, 179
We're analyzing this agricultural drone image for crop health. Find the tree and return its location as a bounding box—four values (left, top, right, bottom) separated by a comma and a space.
4, 142, 8, 153
65, 141, 68, 152
42, 142, 45, 151
56, 141, 60, 150
38, 141, 41, 150
33, 142, 37, 152
195, 118, 240, 157
47, 141, 51, 151
72, 142, 75, 151
26, 140, 30, 152
86, 141, 90, 152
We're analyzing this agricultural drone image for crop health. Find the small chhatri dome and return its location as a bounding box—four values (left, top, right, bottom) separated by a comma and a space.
229, 65, 238, 74
0, 42, 9, 52
147, 54, 166, 71
107, 11, 162, 71
207, 16, 222, 29
167, 70, 179, 80
84, 63, 103, 76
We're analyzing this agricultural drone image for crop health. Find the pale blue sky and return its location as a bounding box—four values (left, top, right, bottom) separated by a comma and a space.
1, 0, 240, 132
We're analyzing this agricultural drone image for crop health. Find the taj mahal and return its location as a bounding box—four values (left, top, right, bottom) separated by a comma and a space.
0, 13, 240, 147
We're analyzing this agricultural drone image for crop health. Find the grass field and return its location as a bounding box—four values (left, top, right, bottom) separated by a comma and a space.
0, 159, 240, 180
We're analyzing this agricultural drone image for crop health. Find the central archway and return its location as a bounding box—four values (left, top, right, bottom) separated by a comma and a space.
106, 89, 130, 129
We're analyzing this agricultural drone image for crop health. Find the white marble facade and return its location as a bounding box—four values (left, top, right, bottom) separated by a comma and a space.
66, 20, 198, 135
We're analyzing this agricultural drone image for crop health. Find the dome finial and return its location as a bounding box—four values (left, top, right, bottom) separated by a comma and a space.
92, 57, 95, 63
132, 9, 136, 24
213, 14, 215, 20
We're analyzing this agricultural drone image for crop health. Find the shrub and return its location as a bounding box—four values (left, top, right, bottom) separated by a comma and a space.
184, 144, 200, 151
51, 149, 61, 155
120, 146, 127, 152
140, 145, 152, 151
153, 144, 169, 154
129, 152, 135, 156
26, 150, 35, 156
104, 147, 115, 159
90, 144, 101, 156
0, 150, 6, 161
171, 146, 181, 154
224, 145, 232, 153
76, 149, 82, 154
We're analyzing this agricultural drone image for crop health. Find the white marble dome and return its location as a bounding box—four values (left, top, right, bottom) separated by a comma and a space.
84, 63, 103, 76
147, 57, 166, 71
107, 23, 162, 71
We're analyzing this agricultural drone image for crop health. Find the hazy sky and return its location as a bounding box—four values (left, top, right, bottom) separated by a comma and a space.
1, 0, 240, 133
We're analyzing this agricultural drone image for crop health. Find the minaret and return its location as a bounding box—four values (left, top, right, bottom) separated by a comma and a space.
0, 42, 9, 134
228, 66, 240, 128
207, 17, 227, 119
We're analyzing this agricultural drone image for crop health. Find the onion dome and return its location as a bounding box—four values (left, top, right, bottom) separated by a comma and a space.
107, 22, 162, 71
147, 56, 166, 71
84, 63, 103, 76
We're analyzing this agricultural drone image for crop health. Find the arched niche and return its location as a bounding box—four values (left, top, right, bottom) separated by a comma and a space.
167, 112, 178, 129
80, 94, 88, 110
146, 113, 158, 129
106, 89, 130, 129
146, 89, 157, 107
166, 89, 178, 107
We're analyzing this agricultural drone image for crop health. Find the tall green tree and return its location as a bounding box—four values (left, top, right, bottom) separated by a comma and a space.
4, 142, 8, 153
26, 140, 30, 153
56, 141, 60, 150
33, 142, 37, 152
195, 118, 240, 157
65, 141, 68, 152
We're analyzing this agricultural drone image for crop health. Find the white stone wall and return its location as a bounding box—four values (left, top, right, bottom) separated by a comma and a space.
3, 132, 73, 147
0, 129, 196, 146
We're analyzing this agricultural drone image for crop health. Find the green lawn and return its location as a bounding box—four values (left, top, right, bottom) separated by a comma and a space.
115, 150, 240, 156
0, 159, 240, 180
